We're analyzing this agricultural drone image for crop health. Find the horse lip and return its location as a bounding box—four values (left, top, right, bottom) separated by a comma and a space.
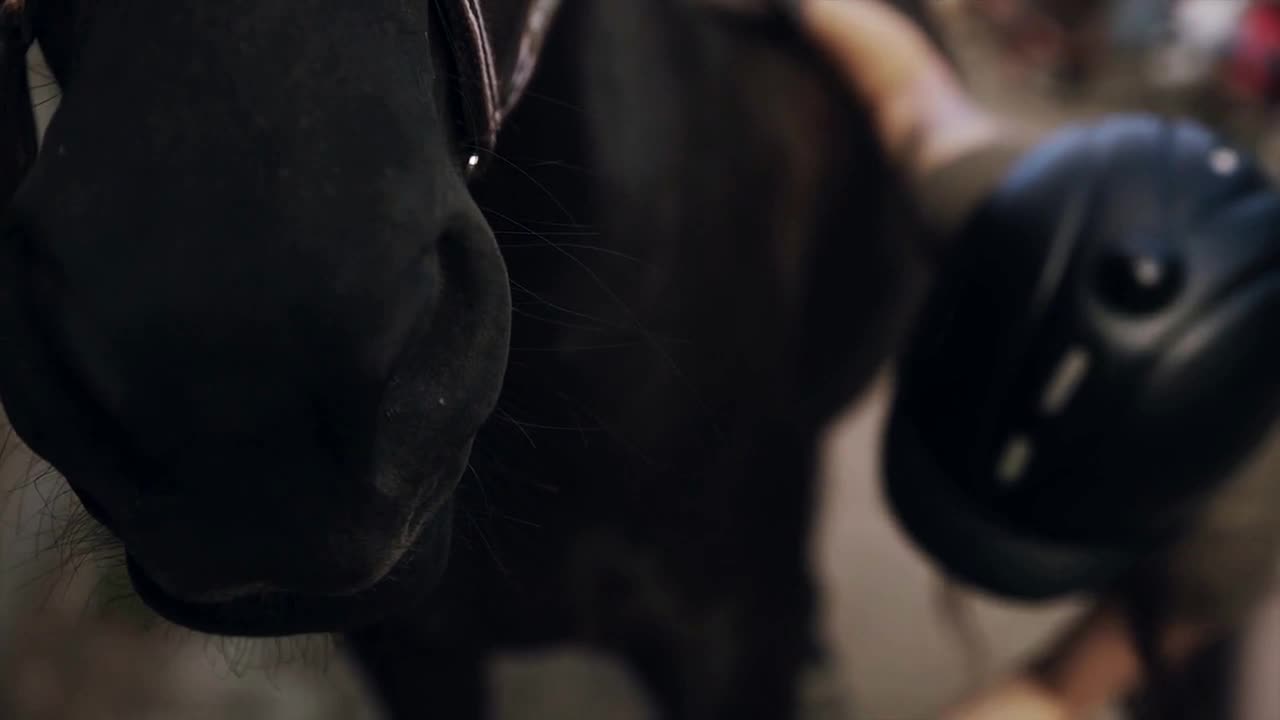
122, 500, 456, 638
105, 445, 472, 633
144, 574, 274, 604
125, 492, 444, 606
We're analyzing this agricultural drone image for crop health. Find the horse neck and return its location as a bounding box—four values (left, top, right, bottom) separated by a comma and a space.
340, 0, 938, 681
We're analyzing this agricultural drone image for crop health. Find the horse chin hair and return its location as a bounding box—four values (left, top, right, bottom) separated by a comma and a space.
0, 423, 340, 679
198, 629, 342, 678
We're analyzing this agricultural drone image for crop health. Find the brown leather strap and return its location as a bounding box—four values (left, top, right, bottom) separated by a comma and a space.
442, 0, 562, 150
447, 0, 797, 150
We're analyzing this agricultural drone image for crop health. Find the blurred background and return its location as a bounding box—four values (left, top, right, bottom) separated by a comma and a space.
5, 1, 1280, 718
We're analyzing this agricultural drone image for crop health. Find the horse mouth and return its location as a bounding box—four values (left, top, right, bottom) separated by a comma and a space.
65, 438, 473, 637
123, 498, 456, 638
134, 482, 447, 605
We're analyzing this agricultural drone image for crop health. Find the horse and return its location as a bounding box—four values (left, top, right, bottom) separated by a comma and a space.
0, 0, 939, 717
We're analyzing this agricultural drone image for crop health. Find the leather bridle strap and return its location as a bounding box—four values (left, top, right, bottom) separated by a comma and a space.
437, 0, 562, 152
438, 0, 793, 155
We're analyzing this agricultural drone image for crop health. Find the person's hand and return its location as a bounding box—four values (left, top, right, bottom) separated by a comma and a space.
940, 601, 1207, 720
938, 678, 1070, 720
788, 2, 1278, 718
791, 0, 1039, 238
790, 0, 1019, 187
937, 605, 1137, 720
